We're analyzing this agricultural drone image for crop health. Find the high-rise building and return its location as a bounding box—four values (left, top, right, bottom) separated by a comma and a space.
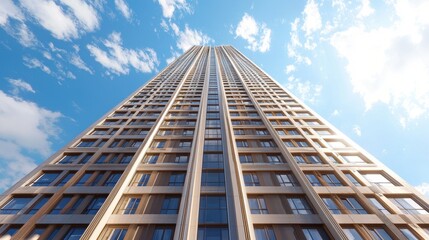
0, 46, 428, 240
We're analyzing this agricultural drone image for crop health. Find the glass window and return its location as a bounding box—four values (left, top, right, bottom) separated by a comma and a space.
342, 197, 367, 214
146, 155, 159, 164
76, 140, 95, 147
399, 228, 418, 240
109, 228, 128, 240
50, 196, 72, 214
254, 226, 276, 240
197, 227, 229, 240
154, 141, 166, 148
123, 198, 140, 214
322, 197, 341, 214
276, 173, 298, 186
175, 155, 189, 164
389, 198, 428, 214
168, 172, 186, 186
204, 140, 222, 151
345, 173, 361, 186
179, 141, 192, 148
160, 196, 180, 214
321, 174, 342, 186
104, 173, 122, 186
27, 195, 50, 214
135, 173, 150, 186
343, 228, 363, 240
267, 155, 282, 164
243, 173, 260, 186
294, 156, 306, 164
75, 173, 93, 186
64, 227, 86, 240
119, 154, 133, 164
287, 197, 313, 214
369, 228, 393, 240
199, 195, 227, 224
0, 197, 32, 214
239, 154, 253, 164
152, 226, 174, 240
236, 141, 248, 148
203, 154, 224, 169
342, 155, 365, 164
58, 154, 79, 164
306, 174, 322, 186
362, 174, 394, 186
249, 196, 268, 214
302, 228, 330, 240
31, 172, 60, 186
201, 171, 225, 186
80, 154, 93, 164
84, 196, 106, 214
368, 197, 391, 214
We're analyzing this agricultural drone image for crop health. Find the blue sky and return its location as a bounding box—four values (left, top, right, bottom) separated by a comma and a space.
0, 0, 428, 195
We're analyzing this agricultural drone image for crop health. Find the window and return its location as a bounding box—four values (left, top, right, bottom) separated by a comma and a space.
174, 155, 189, 164
119, 154, 133, 164
368, 198, 391, 214
2, 227, 20, 237
204, 140, 222, 151
343, 228, 363, 240
322, 198, 341, 214
236, 140, 248, 148
58, 154, 79, 164
83, 196, 106, 214
206, 129, 221, 138
108, 228, 128, 240
145, 155, 159, 164
160, 196, 180, 214
362, 173, 394, 186
302, 228, 330, 240
249, 196, 268, 214
203, 154, 224, 169
199, 195, 227, 224
243, 173, 260, 186
399, 228, 419, 240
80, 154, 93, 164
183, 130, 194, 136
64, 227, 86, 240
154, 141, 166, 148
276, 173, 298, 186
104, 173, 122, 186
342, 197, 367, 214
389, 198, 428, 214
321, 174, 342, 186
368, 228, 393, 240
306, 174, 322, 186
58, 172, 75, 186
27, 195, 50, 214
197, 227, 229, 240
287, 197, 313, 214
152, 226, 174, 240
342, 155, 365, 164
254, 226, 276, 240
31, 172, 60, 186
50, 196, 72, 214
201, 171, 225, 186
345, 173, 361, 186
256, 130, 269, 135
239, 154, 253, 163
76, 140, 95, 147
123, 197, 140, 214
0, 197, 32, 214
75, 173, 93, 186
132, 173, 150, 186
267, 155, 282, 164
168, 172, 186, 186
260, 141, 275, 148
307, 155, 322, 164
179, 141, 192, 148
234, 129, 245, 135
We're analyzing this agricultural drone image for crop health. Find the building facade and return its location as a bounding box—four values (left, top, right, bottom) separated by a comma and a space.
0, 46, 428, 240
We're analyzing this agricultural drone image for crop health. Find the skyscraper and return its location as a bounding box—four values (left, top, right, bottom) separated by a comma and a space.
0, 45, 428, 240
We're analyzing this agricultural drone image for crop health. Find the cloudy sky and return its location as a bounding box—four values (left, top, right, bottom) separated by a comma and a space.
0, 0, 428, 196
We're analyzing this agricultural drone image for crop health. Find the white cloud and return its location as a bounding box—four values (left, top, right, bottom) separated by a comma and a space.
158, 0, 190, 19
332, 109, 340, 116
353, 125, 362, 136
70, 53, 93, 74
285, 64, 296, 74
357, 0, 374, 19
331, 0, 429, 124
20, 0, 99, 40
23, 57, 51, 74
175, 25, 212, 52
235, 13, 271, 53
415, 182, 429, 197
166, 49, 180, 64
114, 0, 132, 20
160, 19, 169, 32
286, 76, 322, 104
301, 0, 322, 36
0, 91, 61, 190
287, 18, 312, 65
0, 0, 24, 25
8, 78, 35, 95
87, 32, 159, 75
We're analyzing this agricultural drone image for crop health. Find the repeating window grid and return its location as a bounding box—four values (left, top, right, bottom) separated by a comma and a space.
276, 173, 299, 187
287, 198, 313, 214
254, 226, 276, 240
243, 173, 260, 186
341, 197, 367, 214
160, 196, 180, 214
249, 197, 269, 214
390, 198, 428, 214
123, 197, 140, 214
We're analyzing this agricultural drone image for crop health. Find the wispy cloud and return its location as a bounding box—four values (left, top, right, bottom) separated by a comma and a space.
70, 53, 93, 74
175, 25, 212, 52
114, 0, 132, 20
158, 0, 190, 19
353, 125, 362, 136
0, 91, 61, 190
8, 78, 36, 95
415, 182, 429, 198
87, 32, 159, 75
23, 57, 51, 74
235, 13, 271, 53
285, 76, 322, 104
